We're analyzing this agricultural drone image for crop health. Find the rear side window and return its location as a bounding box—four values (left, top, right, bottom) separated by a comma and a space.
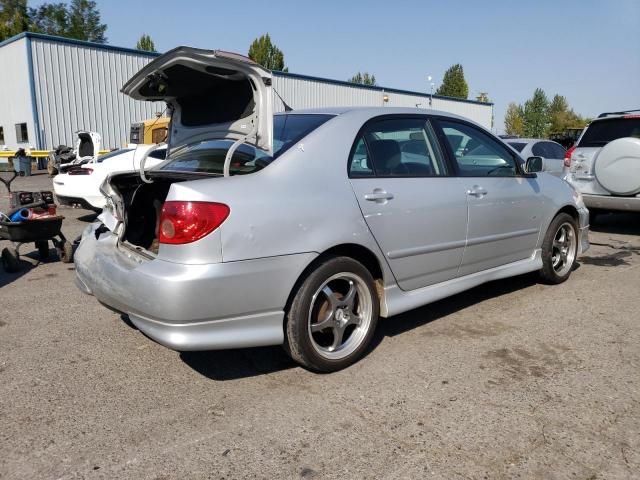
545, 142, 566, 159
349, 117, 448, 177
578, 118, 640, 147
507, 142, 526, 152
160, 114, 333, 175
531, 142, 548, 157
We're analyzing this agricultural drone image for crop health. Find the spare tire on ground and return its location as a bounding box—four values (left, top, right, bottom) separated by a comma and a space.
594, 137, 640, 196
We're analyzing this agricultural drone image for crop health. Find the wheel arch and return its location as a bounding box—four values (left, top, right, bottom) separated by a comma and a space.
283, 243, 386, 317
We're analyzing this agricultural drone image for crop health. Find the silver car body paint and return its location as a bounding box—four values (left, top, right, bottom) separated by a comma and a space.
75, 106, 589, 352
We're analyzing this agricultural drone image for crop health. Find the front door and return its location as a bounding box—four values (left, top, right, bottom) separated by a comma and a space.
435, 119, 543, 276
349, 116, 468, 291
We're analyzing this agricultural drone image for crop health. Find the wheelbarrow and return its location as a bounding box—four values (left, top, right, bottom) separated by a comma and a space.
0, 171, 73, 272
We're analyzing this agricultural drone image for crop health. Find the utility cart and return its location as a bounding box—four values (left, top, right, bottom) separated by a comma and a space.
0, 171, 73, 272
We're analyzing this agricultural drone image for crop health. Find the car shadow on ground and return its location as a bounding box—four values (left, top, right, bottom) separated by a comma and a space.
179, 272, 540, 381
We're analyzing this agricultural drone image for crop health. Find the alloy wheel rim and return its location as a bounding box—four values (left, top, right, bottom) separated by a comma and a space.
307, 272, 373, 360
551, 222, 577, 276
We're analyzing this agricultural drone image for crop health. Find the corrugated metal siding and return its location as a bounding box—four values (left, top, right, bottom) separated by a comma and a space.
30, 38, 164, 149
0, 37, 35, 147
273, 75, 493, 129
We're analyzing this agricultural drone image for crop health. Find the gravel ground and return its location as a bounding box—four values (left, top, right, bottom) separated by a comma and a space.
1, 172, 639, 480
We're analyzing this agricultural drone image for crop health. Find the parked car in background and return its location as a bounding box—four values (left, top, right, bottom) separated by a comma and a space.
51, 130, 102, 174
53, 144, 167, 210
564, 111, 640, 214
505, 138, 566, 177
74, 47, 589, 372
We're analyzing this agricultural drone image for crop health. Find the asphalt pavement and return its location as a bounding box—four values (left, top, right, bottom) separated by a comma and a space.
1, 172, 639, 479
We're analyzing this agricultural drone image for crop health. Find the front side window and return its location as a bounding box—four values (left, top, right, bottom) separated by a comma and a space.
15, 123, 28, 143
160, 114, 333, 175
438, 120, 517, 177
349, 117, 448, 177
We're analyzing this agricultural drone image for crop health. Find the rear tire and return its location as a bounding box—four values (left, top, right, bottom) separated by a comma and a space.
2, 247, 21, 273
284, 256, 379, 372
539, 213, 578, 284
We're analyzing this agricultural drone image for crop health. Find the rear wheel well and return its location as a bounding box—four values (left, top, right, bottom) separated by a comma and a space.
284, 244, 384, 315
557, 205, 579, 223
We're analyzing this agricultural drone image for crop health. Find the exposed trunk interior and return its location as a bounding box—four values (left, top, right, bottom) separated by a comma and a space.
110, 173, 207, 254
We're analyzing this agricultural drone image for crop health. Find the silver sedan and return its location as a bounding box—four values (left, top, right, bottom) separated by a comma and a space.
74, 47, 589, 372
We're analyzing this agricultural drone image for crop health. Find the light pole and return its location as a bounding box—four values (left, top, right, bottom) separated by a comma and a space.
428, 76, 435, 107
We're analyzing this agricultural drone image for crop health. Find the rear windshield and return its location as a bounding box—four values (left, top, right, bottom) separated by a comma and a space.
507, 142, 526, 152
160, 114, 334, 175
578, 118, 640, 147
97, 148, 133, 163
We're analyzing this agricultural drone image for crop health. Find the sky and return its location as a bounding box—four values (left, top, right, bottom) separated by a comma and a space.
33, 0, 640, 133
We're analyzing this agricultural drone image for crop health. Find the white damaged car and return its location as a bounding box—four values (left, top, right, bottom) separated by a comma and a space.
53, 144, 167, 210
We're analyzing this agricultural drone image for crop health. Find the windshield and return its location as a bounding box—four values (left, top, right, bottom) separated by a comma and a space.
578, 118, 640, 147
507, 142, 526, 152
159, 114, 334, 175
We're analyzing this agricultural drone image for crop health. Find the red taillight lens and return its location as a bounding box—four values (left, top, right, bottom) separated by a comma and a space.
68, 167, 93, 175
158, 201, 230, 245
563, 145, 576, 168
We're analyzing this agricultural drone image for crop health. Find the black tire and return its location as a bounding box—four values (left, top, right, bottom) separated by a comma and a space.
284, 256, 379, 372
2, 247, 21, 273
57, 241, 74, 263
539, 213, 579, 284
35, 240, 49, 260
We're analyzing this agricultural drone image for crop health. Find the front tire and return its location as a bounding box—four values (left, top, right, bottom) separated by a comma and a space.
539, 213, 578, 284
284, 256, 379, 372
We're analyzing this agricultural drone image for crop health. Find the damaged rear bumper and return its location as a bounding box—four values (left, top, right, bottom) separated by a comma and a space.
74, 223, 316, 351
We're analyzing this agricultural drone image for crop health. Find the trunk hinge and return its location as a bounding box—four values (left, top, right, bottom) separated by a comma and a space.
139, 142, 167, 184
223, 122, 258, 177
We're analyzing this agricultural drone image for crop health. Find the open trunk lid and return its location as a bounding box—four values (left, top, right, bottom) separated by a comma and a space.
121, 47, 273, 155
74, 130, 101, 162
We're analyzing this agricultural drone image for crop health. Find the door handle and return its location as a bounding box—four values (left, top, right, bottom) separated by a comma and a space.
466, 186, 488, 197
364, 190, 394, 202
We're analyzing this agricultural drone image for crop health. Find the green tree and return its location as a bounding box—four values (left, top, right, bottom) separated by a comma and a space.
348, 72, 376, 86
435, 64, 469, 99
136, 33, 156, 52
0, 0, 29, 41
65, 0, 107, 43
29, 2, 68, 36
523, 88, 550, 137
504, 102, 525, 136
248, 33, 287, 71
547, 93, 589, 134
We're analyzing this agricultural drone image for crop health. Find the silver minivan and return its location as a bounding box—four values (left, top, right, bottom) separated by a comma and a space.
75, 47, 590, 371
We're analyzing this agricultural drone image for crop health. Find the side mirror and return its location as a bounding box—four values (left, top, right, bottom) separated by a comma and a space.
525, 156, 543, 173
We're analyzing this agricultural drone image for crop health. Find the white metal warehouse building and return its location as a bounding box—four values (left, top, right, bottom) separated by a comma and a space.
0, 32, 493, 150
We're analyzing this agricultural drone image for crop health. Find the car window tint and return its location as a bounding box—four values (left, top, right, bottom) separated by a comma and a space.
439, 120, 517, 177
148, 148, 167, 160
578, 118, 640, 147
531, 142, 546, 157
547, 142, 566, 159
507, 142, 526, 152
350, 117, 447, 177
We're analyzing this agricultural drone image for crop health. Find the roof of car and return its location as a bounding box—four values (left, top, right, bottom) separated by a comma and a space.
275, 106, 469, 121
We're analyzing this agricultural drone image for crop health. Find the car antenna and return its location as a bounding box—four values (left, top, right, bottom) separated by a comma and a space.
273, 88, 293, 112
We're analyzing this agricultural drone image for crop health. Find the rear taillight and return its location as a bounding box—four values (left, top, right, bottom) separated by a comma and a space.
563, 145, 576, 168
159, 201, 230, 245
68, 167, 93, 175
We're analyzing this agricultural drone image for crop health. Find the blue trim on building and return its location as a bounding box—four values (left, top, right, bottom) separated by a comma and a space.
273, 71, 494, 107
25, 36, 42, 149
0, 32, 161, 58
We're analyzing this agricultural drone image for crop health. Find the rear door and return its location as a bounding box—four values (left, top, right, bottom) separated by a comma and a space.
349, 116, 468, 291
435, 118, 543, 275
